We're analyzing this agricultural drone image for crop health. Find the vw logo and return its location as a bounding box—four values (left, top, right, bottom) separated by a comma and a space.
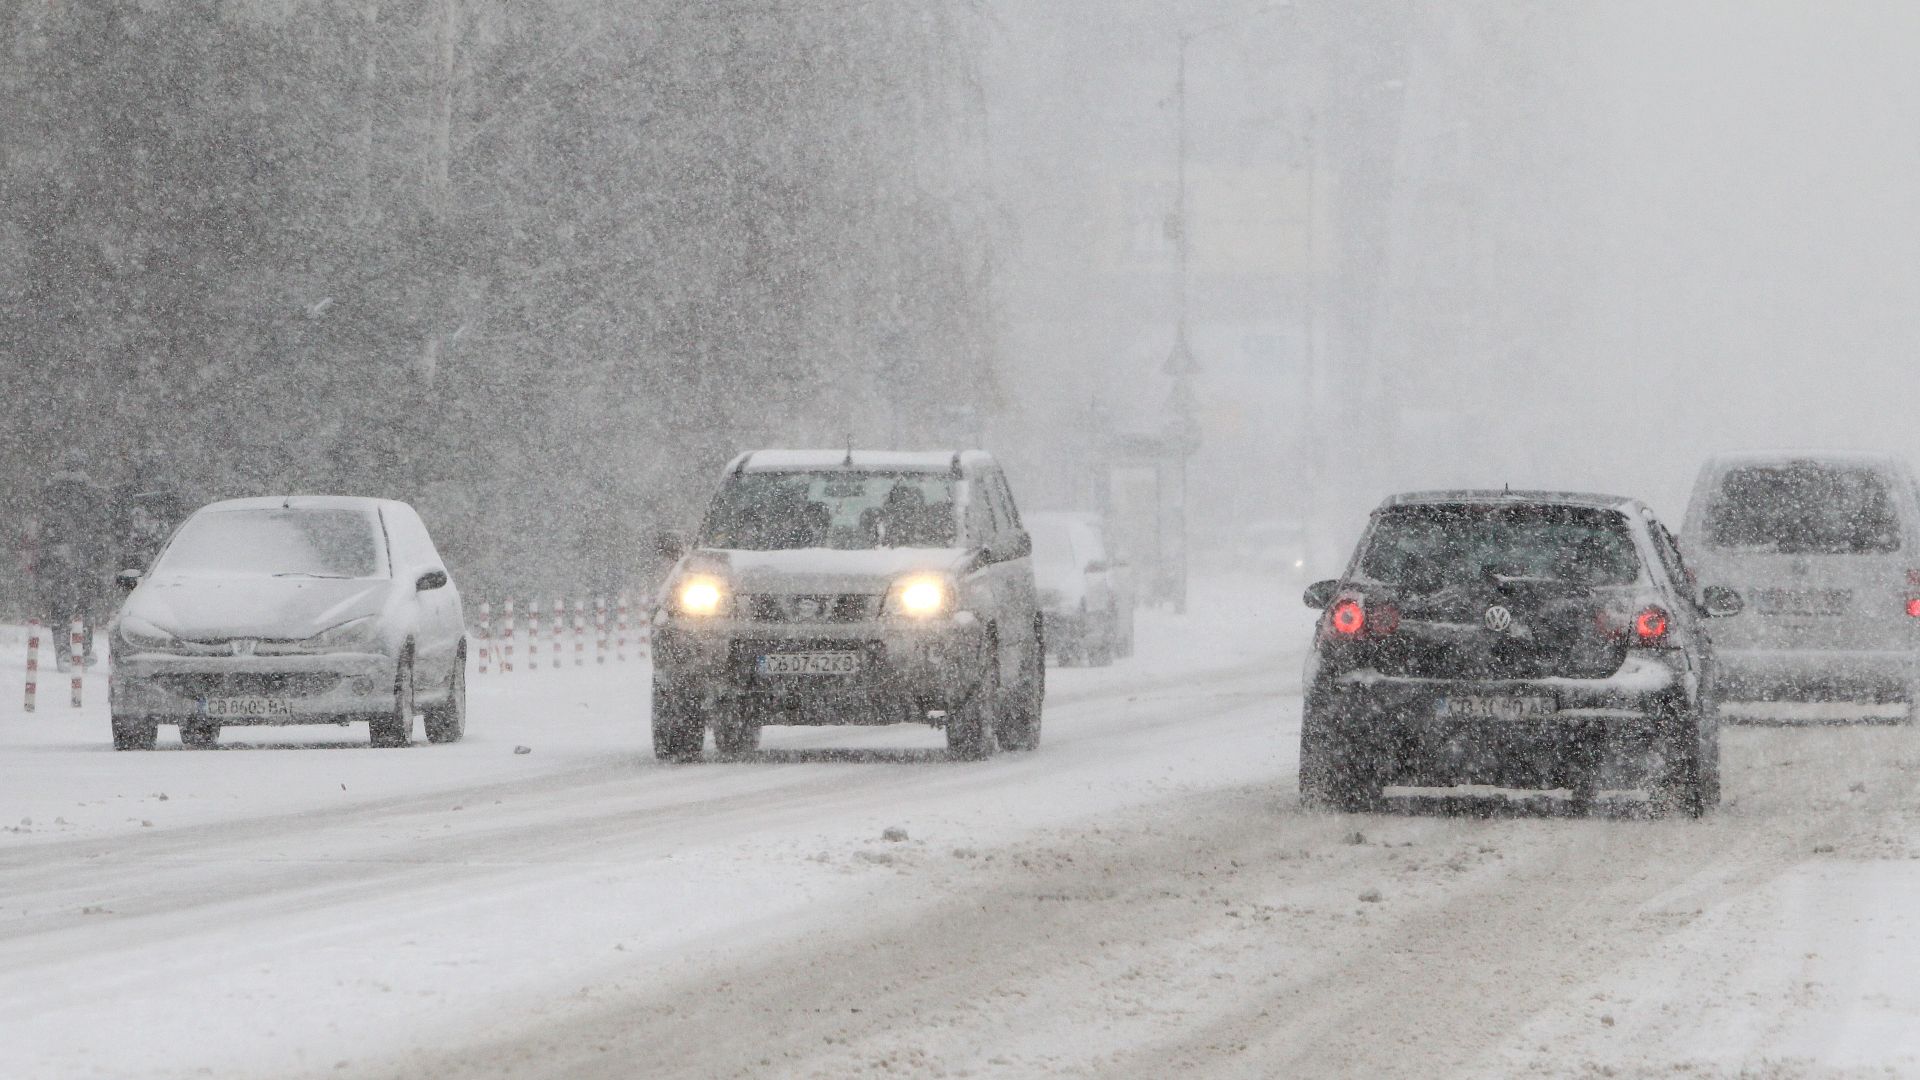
1482, 606, 1514, 633
229, 639, 258, 657
791, 597, 823, 620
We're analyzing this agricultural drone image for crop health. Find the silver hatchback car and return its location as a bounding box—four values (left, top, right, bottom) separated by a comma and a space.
108, 496, 468, 750
1681, 451, 1920, 719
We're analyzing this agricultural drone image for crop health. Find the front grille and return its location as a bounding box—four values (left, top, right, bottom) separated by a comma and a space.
152, 673, 344, 698
740, 594, 882, 623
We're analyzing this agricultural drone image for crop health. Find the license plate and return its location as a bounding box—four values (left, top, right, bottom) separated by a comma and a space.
1437, 694, 1556, 721
202, 697, 294, 719
755, 652, 860, 676
1754, 588, 1849, 616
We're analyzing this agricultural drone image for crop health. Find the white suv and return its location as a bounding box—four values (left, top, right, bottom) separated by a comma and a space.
651, 450, 1045, 759
1681, 451, 1920, 719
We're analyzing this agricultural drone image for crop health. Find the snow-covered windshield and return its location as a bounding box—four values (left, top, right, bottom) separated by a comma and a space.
154, 509, 387, 578
1360, 505, 1641, 588
701, 472, 957, 551
1705, 464, 1900, 554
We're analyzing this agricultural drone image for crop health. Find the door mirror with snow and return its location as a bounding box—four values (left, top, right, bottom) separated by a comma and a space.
1303, 579, 1339, 609
1700, 584, 1744, 618
415, 569, 449, 592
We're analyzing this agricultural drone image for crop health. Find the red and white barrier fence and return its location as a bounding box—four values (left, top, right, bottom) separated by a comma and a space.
69, 617, 83, 707
23, 618, 40, 713
466, 592, 651, 676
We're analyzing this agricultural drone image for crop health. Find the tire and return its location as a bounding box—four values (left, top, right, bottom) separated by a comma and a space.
1299, 702, 1384, 812
652, 680, 705, 761
712, 711, 761, 756
995, 630, 1046, 752
111, 714, 158, 751
1086, 614, 1116, 667
946, 655, 1000, 760
179, 720, 221, 750
424, 647, 467, 744
1651, 708, 1716, 818
370, 653, 415, 748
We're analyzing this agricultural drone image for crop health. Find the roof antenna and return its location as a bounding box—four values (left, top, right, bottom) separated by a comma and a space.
1503, 482, 1511, 496
843, 434, 854, 467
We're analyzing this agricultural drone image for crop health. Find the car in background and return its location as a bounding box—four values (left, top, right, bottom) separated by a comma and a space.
651, 450, 1045, 760
1027, 510, 1134, 666
1680, 451, 1920, 720
1300, 490, 1740, 816
108, 496, 467, 750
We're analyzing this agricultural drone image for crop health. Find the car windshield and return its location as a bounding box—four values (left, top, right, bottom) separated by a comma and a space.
1359, 504, 1641, 588
1704, 464, 1900, 554
154, 508, 387, 578
700, 472, 957, 550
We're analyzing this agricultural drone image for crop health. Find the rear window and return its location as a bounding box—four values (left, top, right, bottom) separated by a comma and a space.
1704, 464, 1901, 554
1359, 504, 1641, 588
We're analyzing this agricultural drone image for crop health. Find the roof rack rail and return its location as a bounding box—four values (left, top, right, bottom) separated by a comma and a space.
950, 451, 964, 478
731, 452, 752, 476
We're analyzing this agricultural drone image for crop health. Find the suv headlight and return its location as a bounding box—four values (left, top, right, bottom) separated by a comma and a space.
118, 616, 180, 652
886, 574, 955, 618
671, 575, 731, 617
303, 615, 381, 651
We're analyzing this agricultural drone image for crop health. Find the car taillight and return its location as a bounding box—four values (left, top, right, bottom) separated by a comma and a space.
1329, 598, 1365, 637
1633, 606, 1669, 644
1907, 598, 1920, 618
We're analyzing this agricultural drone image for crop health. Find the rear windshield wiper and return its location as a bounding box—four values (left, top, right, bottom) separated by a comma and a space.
271, 572, 354, 579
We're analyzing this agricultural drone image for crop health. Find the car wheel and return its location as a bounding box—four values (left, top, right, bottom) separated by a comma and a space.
1650, 708, 1711, 818
995, 631, 1045, 751
652, 680, 705, 761
424, 647, 467, 744
179, 720, 221, 750
111, 713, 158, 751
1299, 702, 1384, 812
712, 712, 761, 756
370, 653, 415, 748
1086, 614, 1117, 667
947, 656, 1000, 761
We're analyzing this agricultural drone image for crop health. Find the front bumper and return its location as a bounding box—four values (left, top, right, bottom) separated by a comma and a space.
1311, 655, 1689, 788
111, 651, 397, 723
652, 612, 991, 725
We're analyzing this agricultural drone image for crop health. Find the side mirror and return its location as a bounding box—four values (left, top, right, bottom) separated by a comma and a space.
1700, 584, 1744, 618
1303, 579, 1339, 609
115, 569, 143, 591
415, 569, 449, 592
653, 530, 687, 562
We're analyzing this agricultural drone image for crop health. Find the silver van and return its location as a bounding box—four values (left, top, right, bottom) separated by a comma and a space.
1680, 452, 1920, 718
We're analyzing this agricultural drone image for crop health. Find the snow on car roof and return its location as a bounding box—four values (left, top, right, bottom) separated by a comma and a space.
1379, 490, 1640, 512
730, 449, 989, 474
1702, 449, 1909, 469
195, 495, 394, 514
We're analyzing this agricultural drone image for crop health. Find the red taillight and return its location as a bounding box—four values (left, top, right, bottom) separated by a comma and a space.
1633, 606, 1669, 644
1373, 603, 1402, 636
1329, 598, 1365, 636
1906, 598, 1920, 618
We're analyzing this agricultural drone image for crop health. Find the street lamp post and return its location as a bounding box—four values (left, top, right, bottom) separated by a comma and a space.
1160, 4, 1286, 614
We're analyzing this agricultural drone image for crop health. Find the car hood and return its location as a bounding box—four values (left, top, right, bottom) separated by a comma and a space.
698, 547, 970, 594
124, 574, 394, 640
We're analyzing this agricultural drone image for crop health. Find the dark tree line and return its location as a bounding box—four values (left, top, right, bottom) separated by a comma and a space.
0, 0, 999, 607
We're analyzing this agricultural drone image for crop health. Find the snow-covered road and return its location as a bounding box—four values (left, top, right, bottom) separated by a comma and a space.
2, 578, 1918, 1078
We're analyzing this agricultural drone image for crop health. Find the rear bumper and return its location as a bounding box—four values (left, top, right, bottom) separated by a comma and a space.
652, 613, 991, 726
1715, 648, 1919, 702
110, 652, 397, 723
1311, 655, 1688, 788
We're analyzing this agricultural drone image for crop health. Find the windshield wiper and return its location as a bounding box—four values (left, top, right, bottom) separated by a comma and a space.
272, 572, 354, 579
